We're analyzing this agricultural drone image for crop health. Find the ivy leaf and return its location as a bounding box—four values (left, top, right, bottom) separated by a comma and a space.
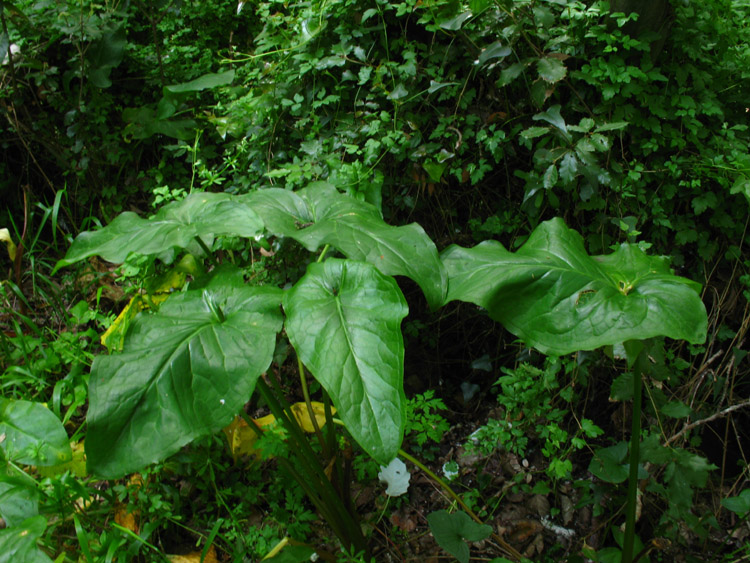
589, 441, 629, 484
55, 192, 263, 271
441, 218, 707, 355
85, 266, 284, 478
427, 510, 492, 563
283, 259, 408, 465
0, 399, 71, 467
537, 57, 567, 83
247, 183, 446, 309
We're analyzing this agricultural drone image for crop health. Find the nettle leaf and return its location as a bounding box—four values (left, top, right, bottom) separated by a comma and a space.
247, 182, 446, 309
537, 57, 567, 83
442, 218, 707, 355
85, 266, 283, 478
0, 399, 71, 466
55, 192, 263, 270
283, 259, 408, 465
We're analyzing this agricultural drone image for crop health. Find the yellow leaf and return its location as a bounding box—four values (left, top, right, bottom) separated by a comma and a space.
100, 295, 146, 351
290, 401, 335, 433
114, 503, 139, 534
100, 270, 186, 351
222, 414, 275, 461
37, 441, 87, 478
0, 228, 17, 261
167, 544, 218, 563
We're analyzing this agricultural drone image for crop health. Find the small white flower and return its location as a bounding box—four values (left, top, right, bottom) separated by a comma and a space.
220, 399, 225, 405
378, 458, 410, 496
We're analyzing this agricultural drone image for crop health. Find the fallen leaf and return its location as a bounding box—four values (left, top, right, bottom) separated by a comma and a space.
289, 401, 335, 432
167, 544, 218, 563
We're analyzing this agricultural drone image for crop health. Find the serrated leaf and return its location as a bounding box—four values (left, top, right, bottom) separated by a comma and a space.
595, 121, 629, 132
55, 192, 263, 270
660, 401, 692, 418
730, 176, 750, 207
520, 126, 549, 140
283, 259, 408, 465
0, 399, 71, 466
558, 152, 579, 183
0, 516, 53, 563
247, 183, 446, 309
537, 57, 567, 83
427, 510, 492, 563
441, 218, 707, 355
85, 266, 284, 478
497, 62, 526, 86
543, 164, 558, 189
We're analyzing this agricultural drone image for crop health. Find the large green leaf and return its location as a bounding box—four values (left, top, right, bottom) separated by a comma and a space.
0, 399, 71, 466
55, 192, 263, 270
0, 466, 39, 527
85, 267, 283, 478
442, 218, 707, 355
283, 259, 408, 464
247, 182, 446, 309
0, 516, 53, 563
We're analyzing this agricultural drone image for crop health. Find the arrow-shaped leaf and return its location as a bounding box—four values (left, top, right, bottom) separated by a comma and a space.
85, 266, 283, 478
283, 259, 408, 465
442, 218, 707, 355
247, 182, 446, 309
55, 192, 263, 270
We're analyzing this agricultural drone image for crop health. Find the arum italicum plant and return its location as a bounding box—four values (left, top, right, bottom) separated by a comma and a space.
55, 182, 707, 561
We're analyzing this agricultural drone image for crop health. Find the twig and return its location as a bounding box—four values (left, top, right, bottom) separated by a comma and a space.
666, 398, 750, 446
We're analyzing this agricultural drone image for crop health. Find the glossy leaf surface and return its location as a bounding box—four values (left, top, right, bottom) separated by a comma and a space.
442, 218, 707, 355
0, 399, 71, 466
0, 466, 38, 527
0, 516, 53, 563
55, 192, 263, 269
248, 182, 446, 309
283, 259, 408, 464
86, 267, 283, 478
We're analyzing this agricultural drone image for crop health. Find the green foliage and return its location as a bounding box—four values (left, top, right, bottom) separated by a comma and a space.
427, 509, 492, 563
443, 217, 707, 355
466, 359, 602, 480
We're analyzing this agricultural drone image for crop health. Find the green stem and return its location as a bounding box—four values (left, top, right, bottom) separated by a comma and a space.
622, 350, 646, 563
398, 449, 523, 561
193, 236, 218, 266
317, 244, 330, 262
256, 379, 367, 554
297, 355, 328, 455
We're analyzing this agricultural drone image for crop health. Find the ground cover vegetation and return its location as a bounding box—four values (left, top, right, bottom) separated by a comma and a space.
1, 0, 749, 561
